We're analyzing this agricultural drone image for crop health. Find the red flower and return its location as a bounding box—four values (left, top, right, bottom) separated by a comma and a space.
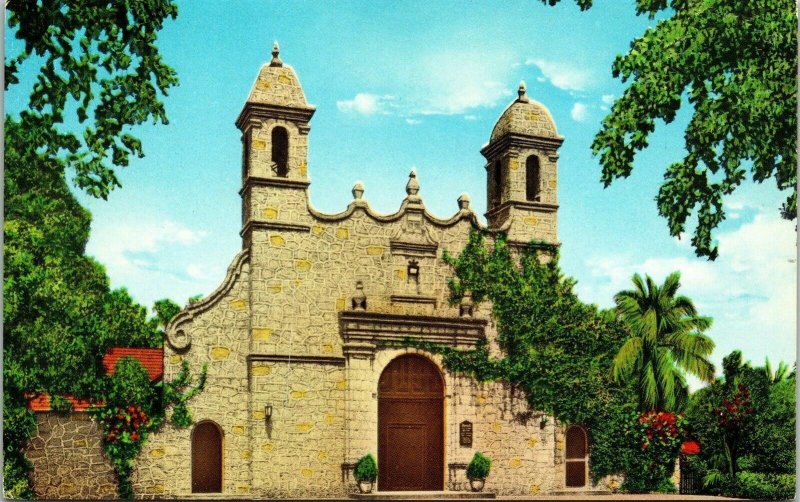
131, 432, 139, 440
680, 440, 701, 455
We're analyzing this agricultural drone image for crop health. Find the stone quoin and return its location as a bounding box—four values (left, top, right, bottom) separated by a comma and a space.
123, 42, 602, 498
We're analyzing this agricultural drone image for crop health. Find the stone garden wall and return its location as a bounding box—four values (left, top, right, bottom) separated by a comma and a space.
25, 412, 117, 500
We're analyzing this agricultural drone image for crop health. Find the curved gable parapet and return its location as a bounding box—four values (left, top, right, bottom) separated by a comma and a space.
165, 249, 250, 351
307, 197, 486, 230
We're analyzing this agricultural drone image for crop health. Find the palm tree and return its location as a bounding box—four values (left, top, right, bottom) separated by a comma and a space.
612, 272, 715, 411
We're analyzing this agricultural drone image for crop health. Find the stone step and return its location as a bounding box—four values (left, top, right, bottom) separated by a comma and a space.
548, 489, 613, 496
350, 490, 496, 500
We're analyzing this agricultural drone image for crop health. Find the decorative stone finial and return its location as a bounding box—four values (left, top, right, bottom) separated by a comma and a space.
352, 181, 365, 200
406, 168, 420, 196
517, 80, 529, 103
270, 41, 283, 67
457, 193, 471, 210
351, 281, 367, 311
459, 291, 474, 317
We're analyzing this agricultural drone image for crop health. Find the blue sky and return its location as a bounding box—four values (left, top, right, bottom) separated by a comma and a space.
6, 1, 796, 384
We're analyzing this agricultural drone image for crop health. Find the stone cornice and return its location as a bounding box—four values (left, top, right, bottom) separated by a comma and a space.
389, 240, 439, 257
339, 311, 486, 359
235, 102, 316, 131
480, 133, 564, 161
240, 220, 311, 237
390, 295, 438, 306
247, 354, 346, 366
485, 200, 559, 220
239, 176, 310, 194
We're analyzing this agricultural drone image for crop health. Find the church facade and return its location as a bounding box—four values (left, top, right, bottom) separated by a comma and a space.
131, 45, 599, 498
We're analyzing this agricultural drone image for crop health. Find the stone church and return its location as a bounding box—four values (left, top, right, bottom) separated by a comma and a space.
131, 44, 600, 498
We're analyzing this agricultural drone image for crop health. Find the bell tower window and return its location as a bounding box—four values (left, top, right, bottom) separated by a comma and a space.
271, 127, 289, 177
526, 155, 540, 201
492, 160, 502, 206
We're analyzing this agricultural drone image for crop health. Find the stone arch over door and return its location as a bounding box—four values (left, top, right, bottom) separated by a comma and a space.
192, 420, 223, 493
565, 424, 588, 487
378, 354, 444, 491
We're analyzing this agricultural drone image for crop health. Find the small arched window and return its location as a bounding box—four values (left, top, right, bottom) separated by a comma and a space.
192, 421, 223, 493
271, 127, 289, 177
526, 155, 540, 201
492, 160, 503, 205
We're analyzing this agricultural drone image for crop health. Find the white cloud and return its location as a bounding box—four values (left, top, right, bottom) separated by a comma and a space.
87, 219, 209, 284
464, 115, 478, 121
526, 58, 592, 91
405, 118, 422, 125
601, 94, 615, 105
570, 102, 589, 122
336, 93, 394, 115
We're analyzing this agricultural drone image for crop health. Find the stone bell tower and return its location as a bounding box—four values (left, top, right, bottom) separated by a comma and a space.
481, 81, 563, 247
235, 42, 316, 246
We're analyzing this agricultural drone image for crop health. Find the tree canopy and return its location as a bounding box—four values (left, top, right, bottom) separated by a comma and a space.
541, 0, 797, 259
4, 2, 180, 497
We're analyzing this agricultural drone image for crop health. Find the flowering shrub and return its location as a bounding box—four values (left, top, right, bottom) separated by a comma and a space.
714, 383, 754, 430
680, 439, 701, 456
92, 404, 153, 498
621, 410, 687, 493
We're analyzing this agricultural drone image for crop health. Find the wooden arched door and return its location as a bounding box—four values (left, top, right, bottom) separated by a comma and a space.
192, 421, 223, 493
565, 425, 588, 487
378, 355, 444, 491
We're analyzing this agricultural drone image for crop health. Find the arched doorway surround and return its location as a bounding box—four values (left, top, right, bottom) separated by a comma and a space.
192, 420, 223, 493
565, 424, 588, 487
378, 354, 445, 491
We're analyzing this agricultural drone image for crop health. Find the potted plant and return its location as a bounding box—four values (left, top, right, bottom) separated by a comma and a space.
354, 453, 378, 494
466, 451, 491, 492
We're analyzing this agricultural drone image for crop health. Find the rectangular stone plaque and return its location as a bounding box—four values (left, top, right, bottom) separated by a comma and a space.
460, 421, 473, 447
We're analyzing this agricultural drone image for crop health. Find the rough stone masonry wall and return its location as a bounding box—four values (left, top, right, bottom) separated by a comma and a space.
25, 412, 118, 500
131, 259, 253, 499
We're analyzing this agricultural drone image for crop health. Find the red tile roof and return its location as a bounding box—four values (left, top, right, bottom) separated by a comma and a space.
25, 393, 100, 412
27, 347, 163, 412
103, 347, 164, 382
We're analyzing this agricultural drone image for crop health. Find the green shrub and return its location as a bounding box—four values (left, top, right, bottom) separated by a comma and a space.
354, 454, 377, 482
715, 472, 796, 500
466, 452, 492, 480
106, 357, 156, 414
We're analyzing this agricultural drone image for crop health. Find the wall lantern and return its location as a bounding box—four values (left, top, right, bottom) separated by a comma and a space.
265, 404, 273, 420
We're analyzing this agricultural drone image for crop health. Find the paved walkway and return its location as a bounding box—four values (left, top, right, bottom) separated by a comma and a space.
498, 495, 743, 501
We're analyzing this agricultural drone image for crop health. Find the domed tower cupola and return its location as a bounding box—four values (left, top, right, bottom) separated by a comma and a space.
235, 42, 316, 246
480, 81, 564, 247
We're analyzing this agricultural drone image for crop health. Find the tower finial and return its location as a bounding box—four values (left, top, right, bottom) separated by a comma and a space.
270, 40, 283, 67
406, 168, 420, 196
517, 80, 529, 103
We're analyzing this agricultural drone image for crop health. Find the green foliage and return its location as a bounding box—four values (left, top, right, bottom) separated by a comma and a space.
106, 358, 157, 415
404, 230, 635, 482
687, 351, 795, 497
354, 453, 378, 482
466, 452, 492, 480
92, 404, 152, 499
620, 411, 686, 493
2, 393, 36, 499
612, 272, 715, 412
6, 0, 179, 199
153, 298, 181, 330
708, 472, 796, 500
439, 230, 630, 425
159, 360, 208, 428
541, 0, 797, 259
4, 2, 179, 496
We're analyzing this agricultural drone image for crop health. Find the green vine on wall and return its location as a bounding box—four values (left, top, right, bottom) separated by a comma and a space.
90, 358, 207, 499
384, 230, 635, 481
